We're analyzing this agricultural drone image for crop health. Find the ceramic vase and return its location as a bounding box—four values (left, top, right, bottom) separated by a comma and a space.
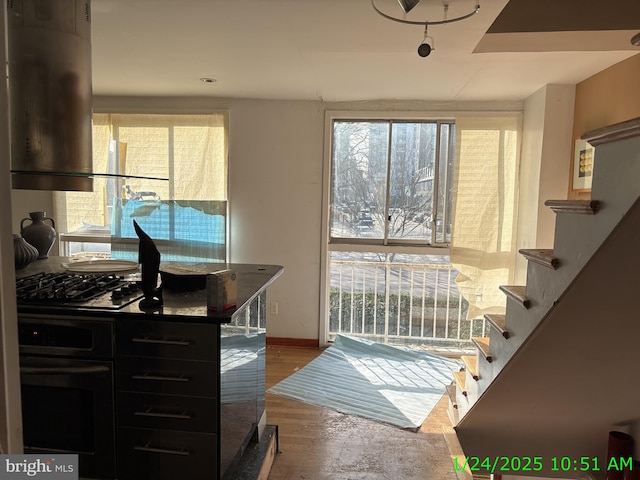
13, 234, 39, 269
20, 211, 57, 259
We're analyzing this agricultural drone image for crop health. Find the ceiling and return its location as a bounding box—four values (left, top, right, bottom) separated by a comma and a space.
90, 0, 640, 103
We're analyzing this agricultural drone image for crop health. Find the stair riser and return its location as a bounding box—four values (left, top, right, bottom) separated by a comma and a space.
455, 389, 471, 419
474, 358, 494, 404
524, 260, 565, 304
502, 296, 537, 336
463, 368, 480, 403
590, 138, 640, 206
552, 213, 610, 273
447, 397, 459, 425
487, 327, 510, 370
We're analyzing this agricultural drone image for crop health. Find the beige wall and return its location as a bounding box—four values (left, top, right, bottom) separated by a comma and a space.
570, 53, 640, 199
573, 53, 640, 137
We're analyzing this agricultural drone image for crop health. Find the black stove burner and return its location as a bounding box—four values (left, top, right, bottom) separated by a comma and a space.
16, 272, 142, 309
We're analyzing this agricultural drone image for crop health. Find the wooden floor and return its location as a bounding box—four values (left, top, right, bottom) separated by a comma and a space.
265, 345, 458, 480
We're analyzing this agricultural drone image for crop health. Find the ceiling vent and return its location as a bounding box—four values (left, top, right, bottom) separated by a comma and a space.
8, 0, 93, 191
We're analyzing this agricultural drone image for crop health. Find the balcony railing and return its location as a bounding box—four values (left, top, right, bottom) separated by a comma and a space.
329, 256, 487, 348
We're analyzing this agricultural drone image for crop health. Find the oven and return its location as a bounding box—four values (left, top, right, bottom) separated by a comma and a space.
15, 272, 142, 479
18, 316, 116, 480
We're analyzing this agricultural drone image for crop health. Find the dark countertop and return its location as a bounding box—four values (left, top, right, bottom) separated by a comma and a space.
16, 257, 284, 323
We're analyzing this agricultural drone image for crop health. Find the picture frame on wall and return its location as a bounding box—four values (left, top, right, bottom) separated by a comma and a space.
572, 138, 595, 191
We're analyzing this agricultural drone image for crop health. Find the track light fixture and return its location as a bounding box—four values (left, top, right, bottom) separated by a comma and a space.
632, 32, 640, 47
417, 25, 434, 57
372, 0, 480, 57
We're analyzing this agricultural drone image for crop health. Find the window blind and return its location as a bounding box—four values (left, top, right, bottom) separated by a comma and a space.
450, 114, 522, 320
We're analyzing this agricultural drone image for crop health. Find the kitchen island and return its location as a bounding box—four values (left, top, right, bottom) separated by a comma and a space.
16, 258, 283, 480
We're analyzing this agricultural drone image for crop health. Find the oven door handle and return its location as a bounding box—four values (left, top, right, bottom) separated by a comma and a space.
20, 365, 110, 375
132, 337, 191, 346
131, 374, 189, 382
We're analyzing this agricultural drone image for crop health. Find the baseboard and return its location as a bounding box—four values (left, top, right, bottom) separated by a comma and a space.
266, 337, 320, 348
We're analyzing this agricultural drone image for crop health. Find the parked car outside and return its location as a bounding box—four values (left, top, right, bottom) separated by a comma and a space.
356, 216, 374, 236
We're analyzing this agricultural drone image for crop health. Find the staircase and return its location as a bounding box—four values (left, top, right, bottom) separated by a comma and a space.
446, 117, 640, 479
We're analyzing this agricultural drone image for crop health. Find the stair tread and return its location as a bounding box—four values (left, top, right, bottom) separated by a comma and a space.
545, 199, 600, 215
471, 337, 493, 363
519, 248, 560, 269
484, 313, 509, 338
460, 355, 479, 380
453, 371, 467, 395
499, 285, 531, 308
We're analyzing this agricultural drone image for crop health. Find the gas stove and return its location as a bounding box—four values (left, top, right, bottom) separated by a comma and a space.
16, 272, 143, 310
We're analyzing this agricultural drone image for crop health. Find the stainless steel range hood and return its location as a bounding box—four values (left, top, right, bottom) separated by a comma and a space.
8, 0, 93, 191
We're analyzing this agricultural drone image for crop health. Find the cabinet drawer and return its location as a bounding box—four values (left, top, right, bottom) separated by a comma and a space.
117, 392, 217, 433
117, 357, 218, 397
117, 427, 217, 480
116, 319, 218, 360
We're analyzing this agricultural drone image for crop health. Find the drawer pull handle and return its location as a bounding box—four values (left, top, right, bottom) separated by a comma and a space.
132, 374, 189, 382
21, 365, 110, 375
132, 337, 191, 346
133, 444, 190, 456
134, 409, 192, 420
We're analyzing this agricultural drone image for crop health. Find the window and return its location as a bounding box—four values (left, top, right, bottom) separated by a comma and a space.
323, 113, 522, 348
54, 113, 228, 261
323, 115, 472, 348
330, 120, 455, 246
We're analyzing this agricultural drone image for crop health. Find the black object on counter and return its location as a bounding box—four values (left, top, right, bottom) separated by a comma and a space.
160, 271, 206, 291
133, 220, 163, 310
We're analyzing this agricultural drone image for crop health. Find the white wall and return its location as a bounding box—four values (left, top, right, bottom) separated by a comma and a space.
227, 100, 325, 339
516, 85, 574, 283
11, 190, 57, 252
11, 190, 56, 233
537, 85, 575, 246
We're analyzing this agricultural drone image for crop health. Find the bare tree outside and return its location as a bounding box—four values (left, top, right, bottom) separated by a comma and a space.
330, 120, 451, 243
328, 119, 468, 348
